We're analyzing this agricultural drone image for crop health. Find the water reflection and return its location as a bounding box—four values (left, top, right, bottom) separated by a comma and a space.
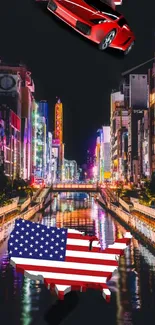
0, 192, 155, 325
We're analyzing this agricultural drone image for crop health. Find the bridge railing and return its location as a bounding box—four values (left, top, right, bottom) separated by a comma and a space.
52, 183, 97, 190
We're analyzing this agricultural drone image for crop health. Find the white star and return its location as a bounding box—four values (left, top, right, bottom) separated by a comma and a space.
39, 253, 43, 256
60, 255, 63, 258
36, 233, 39, 236
25, 240, 28, 243
24, 248, 28, 251
10, 235, 14, 237
40, 245, 43, 249
45, 242, 49, 245
35, 241, 39, 244
9, 243, 13, 246
16, 223, 20, 226
50, 246, 54, 249
31, 228, 35, 232
30, 244, 33, 248
22, 220, 25, 223
56, 235, 60, 238
15, 239, 18, 242
51, 238, 54, 241
52, 230, 55, 233
37, 225, 40, 228
16, 231, 19, 234
19, 252, 22, 255
55, 251, 58, 254
56, 243, 59, 246
42, 229, 45, 232
46, 234, 49, 237
60, 247, 64, 250
45, 250, 48, 253
50, 254, 53, 257
62, 231, 65, 234
20, 236, 24, 239
26, 232, 29, 235
21, 228, 25, 231
26, 224, 30, 227
29, 253, 32, 256
9, 251, 12, 254
61, 239, 64, 242
35, 249, 38, 252
15, 247, 18, 250
20, 243, 23, 247
41, 237, 44, 240
31, 236, 34, 240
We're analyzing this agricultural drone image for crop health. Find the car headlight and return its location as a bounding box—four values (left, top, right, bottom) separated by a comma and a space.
91, 19, 110, 24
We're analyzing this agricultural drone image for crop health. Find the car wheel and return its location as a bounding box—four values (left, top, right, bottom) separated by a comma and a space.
124, 41, 134, 55
99, 30, 116, 51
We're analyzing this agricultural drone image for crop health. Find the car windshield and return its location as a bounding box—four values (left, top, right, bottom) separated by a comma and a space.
83, 0, 121, 20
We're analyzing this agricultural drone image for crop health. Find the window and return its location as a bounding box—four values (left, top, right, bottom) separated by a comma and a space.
83, 0, 120, 19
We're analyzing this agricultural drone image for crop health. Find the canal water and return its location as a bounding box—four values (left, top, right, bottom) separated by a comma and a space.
0, 192, 155, 325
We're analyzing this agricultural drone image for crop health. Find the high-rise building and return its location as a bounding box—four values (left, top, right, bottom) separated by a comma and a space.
148, 63, 155, 176
51, 139, 60, 182
0, 62, 35, 181
0, 118, 5, 172
86, 149, 96, 179
54, 97, 64, 180
21, 73, 34, 181
63, 159, 77, 181
110, 91, 128, 181
31, 99, 38, 183
102, 126, 111, 181
0, 104, 21, 179
137, 110, 150, 181
94, 127, 111, 183
47, 131, 53, 184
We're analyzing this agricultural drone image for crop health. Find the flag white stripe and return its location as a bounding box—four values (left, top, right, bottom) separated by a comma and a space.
24, 270, 107, 283
67, 229, 85, 235
66, 250, 117, 260
108, 243, 127, 249
10, 257, 117, 273
66, 238, 99, 248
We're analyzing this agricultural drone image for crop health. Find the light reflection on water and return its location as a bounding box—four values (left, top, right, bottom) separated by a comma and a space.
0, 192, 155, 325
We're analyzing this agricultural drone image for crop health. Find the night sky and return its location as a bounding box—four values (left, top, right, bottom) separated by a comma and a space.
0, 0, 154, 164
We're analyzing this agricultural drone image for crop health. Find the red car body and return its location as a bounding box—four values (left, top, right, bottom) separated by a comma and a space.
37, 0, 135, 53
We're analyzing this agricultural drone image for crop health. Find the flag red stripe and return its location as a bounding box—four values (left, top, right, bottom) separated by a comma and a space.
15, 263, 112, 278
65, 256, 119, 266
115, 238, 131, 244
102, 248, 126, 255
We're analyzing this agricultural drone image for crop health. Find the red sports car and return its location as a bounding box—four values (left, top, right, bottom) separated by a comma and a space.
38, 0, 135, 54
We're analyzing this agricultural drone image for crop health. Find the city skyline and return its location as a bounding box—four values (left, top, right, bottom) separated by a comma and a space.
0, 0, 154, 164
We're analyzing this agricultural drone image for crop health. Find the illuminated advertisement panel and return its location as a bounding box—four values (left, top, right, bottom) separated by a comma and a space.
55, 99, 63, 144
52, 147, 59, 158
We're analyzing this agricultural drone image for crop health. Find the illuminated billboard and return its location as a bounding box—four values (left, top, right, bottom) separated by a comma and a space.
129, 74, 148, 110
54, 98, 63, 144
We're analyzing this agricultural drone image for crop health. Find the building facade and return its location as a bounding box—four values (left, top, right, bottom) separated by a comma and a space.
0, 105, 21, 179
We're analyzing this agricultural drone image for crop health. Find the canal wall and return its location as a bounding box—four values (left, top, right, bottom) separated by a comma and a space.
20, 197, 31, 212
0, 202, 43, 244
0, 187, 51, 244
0, 197, 19, 217
130, 197, 155, 218
97, 198, 155, 250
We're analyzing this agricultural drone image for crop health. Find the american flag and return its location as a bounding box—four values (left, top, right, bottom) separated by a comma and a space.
8, 219, 131, 302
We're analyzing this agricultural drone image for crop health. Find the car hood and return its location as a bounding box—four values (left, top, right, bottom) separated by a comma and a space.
57, 0, 121, 22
